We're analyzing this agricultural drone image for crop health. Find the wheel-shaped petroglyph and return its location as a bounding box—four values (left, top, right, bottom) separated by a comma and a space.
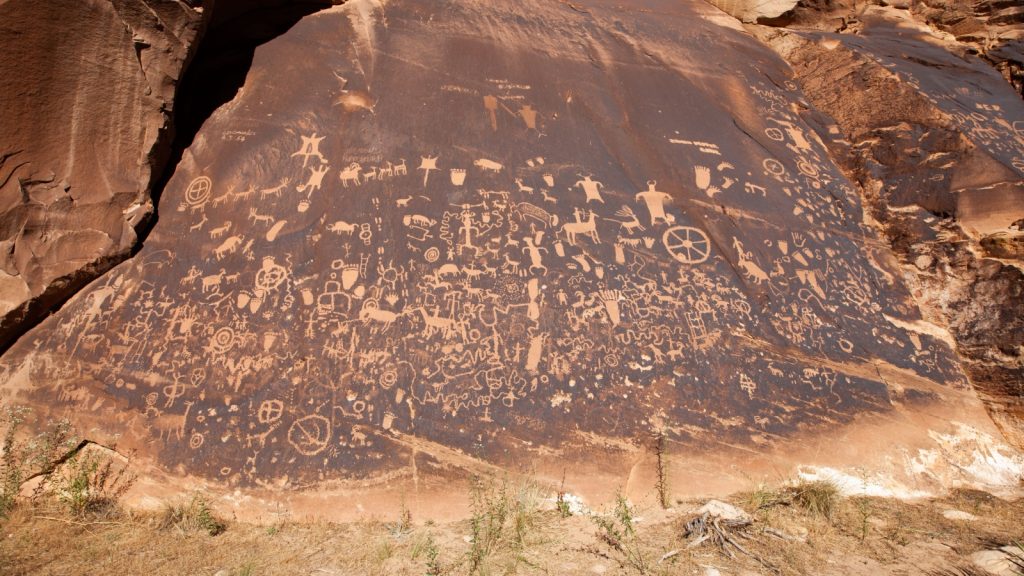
185, 176, 213, 207
662, 226, 711, 264
287, 414, 332, 456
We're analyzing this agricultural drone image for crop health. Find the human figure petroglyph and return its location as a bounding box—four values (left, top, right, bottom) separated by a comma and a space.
573, 175, 605, 204
297, 165, 329, 193
522, 237, 547, 275
419, 156, 438, 186
635, 181, 674, 225
292, 133, 327, 167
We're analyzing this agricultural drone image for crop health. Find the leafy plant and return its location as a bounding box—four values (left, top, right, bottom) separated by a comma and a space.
592, 493, 652, 574
1, 407, 79, 519
556, 471, 572, 518
465, 475, 544, 574
50, 447, 136, 517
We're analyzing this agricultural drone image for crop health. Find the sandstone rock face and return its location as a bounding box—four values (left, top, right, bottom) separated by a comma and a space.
755, 5, 1024, 447
0, 0, 1021, 517
705, 0, 800, 24
0, 0, 206, 350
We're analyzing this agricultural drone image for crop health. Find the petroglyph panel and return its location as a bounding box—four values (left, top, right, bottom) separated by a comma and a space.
0, 0, 970, 488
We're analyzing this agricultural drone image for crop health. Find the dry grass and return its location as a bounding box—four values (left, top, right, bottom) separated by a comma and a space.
787, 480, 840, 520
0, 483, 1021, 575
158, 494, 226, 536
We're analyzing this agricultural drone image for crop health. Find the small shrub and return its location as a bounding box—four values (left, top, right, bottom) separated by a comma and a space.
788, 479, 840, 519
653, 430, 669, 509
0, 407, 78, 519
465, 475, 544, 573
556, 471, 572, 518
159, 494, 226, 535
0, 406, 30, 518
425, 536, 443, 576
50, 447, 137, 517
851, 496, 873, 542
592, 493, 652, 575
387, 495, 412, 536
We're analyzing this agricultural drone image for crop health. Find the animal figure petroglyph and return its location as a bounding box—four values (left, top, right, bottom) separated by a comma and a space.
393, 158, 408, 176
359, 302, 400, 331
462, 264, 485, 280
339, 163, 362, 187
561, 210, 600, 245
213, 235, 244, 260
189, 215, 207, 233
228, 185, 256, 202
327, 221, 357, 235
436, 263, 461, 278
248, 208, 274, 226
403, 214, 436, 227
612, 205, 645, 234
209, 221, 232, 239
733, 237, 770, 285
412, 307, 465, 339
474, 158, 503, 173
260, 179, 289, 199
516, 202, 558, 227
201, 269, 227, 293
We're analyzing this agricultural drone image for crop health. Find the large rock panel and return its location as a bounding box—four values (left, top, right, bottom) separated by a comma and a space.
1, 0, 1018, 515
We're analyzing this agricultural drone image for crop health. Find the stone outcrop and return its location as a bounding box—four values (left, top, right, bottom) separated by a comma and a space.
1, 0, 1020, 517
0, 0, 1021, 517
0, 0, 207, 351
753, 4, 1024, 447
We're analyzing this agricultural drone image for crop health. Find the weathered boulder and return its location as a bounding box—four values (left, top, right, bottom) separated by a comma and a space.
705, 0, 800, 24
0, 0, 208, 350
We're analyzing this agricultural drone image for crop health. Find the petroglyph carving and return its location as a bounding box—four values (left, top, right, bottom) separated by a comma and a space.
635, 181, 675, 225
663, 226, 711, 264
574, 175, 605, 204
292, 133, 327, 167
